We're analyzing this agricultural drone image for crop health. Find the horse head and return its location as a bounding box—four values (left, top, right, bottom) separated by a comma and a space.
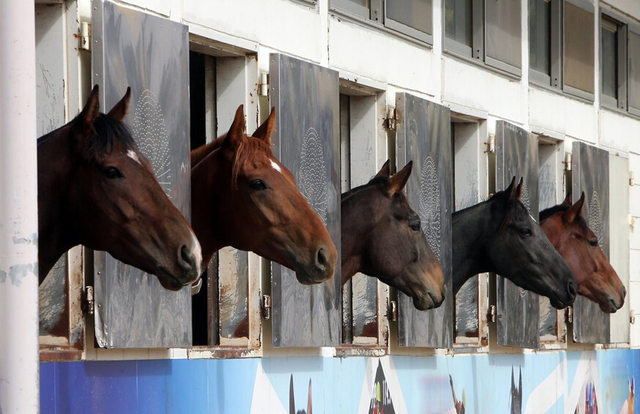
191, 105, 337, 284
541, 193, 625, 313
38, 85, 201, 290
341, 160, 445, 311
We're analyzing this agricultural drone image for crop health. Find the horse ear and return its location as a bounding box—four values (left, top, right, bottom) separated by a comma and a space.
565, 191, 586, 223
515, 177, 525, 202
252, 107, 276, 144
386, 161, 412, 196
504, 176, 517, 200
374, 159, 391, 179
224, 105, 246, 151
107, 87, 131, 122
561, 192, 572, 207
74, 85, 100, 135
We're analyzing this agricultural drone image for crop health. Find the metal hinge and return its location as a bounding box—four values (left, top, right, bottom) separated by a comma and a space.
383, 106, 397, 131
80, 22, 91, 51
630, 171, 635, 186
484, 135, 495, 154
387, 300, 398, 322
631, 315, 636, 325
261, 294, 271, 320
563, 153, 572, 172
82, 286, 94, 315
566, 306, 573, 323
488, 305, 496, 323
259, 72, 269, 97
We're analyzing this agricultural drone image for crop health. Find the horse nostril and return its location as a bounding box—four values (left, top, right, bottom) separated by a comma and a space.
316, 247, 327, 269
180, 245, 196, 270
567, 280, 577, 298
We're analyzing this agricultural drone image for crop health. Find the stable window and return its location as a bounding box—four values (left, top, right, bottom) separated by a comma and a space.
331, 0, 433, 44
529, 0, 561, 87
338, 88, 389, 352
563, 0, 595, 100
189, 48, 262, 353
537, 135, 567, 348
451, 115, 490, 351
444, 0, 521, 76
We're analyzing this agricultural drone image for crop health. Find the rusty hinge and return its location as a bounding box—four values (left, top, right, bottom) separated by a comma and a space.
563, 152, 572, 172
484, 135, 495, 154
566, 306, 573, 323
259, 72, 269, 97
80, 22, 91, 51
387, 300, 398, 322
82, 285, 94, 315
383, 106, 397, 131
261, 294, 271, 320
488, 305, 496, 323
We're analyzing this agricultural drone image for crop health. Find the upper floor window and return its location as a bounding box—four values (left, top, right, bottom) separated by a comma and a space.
331, 0, 433, 44
564, 1, 595, 99
444, 0, 522, 76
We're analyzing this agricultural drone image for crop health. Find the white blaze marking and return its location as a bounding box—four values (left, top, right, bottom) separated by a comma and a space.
270, 160, 282, 173
127, 150, 142, 166
529, 213, 537, 223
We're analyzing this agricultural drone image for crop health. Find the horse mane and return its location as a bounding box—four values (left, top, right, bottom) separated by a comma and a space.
37, 114, 137, 158
341, 176, 389, 201
230, 134, 274, 186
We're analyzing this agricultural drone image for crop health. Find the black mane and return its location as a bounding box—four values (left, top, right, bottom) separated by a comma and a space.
341, 176, 388, 200
539, 204, 568, 221
86, 114, 137, 156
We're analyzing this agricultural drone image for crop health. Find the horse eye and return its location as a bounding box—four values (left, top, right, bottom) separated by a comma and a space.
589, 239, 598, 247
409, 219, 421, 232
250, 179, 267, 191
103, 166, 123, 179
520, 228, 532, 237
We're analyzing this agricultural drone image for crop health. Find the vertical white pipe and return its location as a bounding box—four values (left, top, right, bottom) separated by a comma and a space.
0, 0, 40, 413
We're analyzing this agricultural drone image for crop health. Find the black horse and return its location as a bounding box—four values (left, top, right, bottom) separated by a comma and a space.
452, 177, 577, 309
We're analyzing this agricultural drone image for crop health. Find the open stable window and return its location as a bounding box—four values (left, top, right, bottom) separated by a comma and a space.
529, 0, 561, 87
444, 0, 521, 76
600, 14, 628, 110
563, 0, 595, 100
339, 92, 389, 351
537, 136, 567, 347
331, 0, 433, 44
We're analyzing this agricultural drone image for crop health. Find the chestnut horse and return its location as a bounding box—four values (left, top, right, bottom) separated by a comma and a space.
38, 86, 201, 290
452, 177, 577, 309
540, 193, 625, 313
341, 160, 445, 310
190, 105, 337, 284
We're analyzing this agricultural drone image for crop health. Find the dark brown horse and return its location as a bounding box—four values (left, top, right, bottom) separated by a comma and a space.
341, 160, 445, 310
190, 105, 337, 284
452, 177, 577, 309
540, 193, 625, 313
38, 86, 201, 290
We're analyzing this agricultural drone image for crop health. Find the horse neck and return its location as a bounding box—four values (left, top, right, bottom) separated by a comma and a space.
37, 127, 78, 281
340, 190, 375, 284
452, 200, 502, 294
191, 148, 228, 269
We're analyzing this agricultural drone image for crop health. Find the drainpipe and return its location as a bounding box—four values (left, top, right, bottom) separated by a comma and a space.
0, 0, 40, 413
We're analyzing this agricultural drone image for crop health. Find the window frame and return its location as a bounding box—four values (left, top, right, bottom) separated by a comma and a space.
444, 0, 521, 77
628, 25, 640, 117
330, 0, 434, 45
600, 11, 629, 112
528, 0, 562, 88
562, 0, 595, 101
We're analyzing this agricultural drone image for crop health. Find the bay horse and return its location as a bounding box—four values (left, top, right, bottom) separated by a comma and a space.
341, 160, 445, 311
452, 177, 577, 309
540, 193, 625, 313
190, 105, 337, 284
38, 85, 201, 290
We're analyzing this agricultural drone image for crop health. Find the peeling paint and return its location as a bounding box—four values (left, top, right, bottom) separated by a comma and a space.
0, 263, 36, 287
12, 233, 37, 245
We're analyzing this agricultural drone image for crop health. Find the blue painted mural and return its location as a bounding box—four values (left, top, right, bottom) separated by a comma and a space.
39, 349, 639, 414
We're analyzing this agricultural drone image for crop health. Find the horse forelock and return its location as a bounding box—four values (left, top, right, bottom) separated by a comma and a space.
230, 134, 274, 188
84, 114, 138, 159
540, 204, 591, 235
500, 199, 531, 228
